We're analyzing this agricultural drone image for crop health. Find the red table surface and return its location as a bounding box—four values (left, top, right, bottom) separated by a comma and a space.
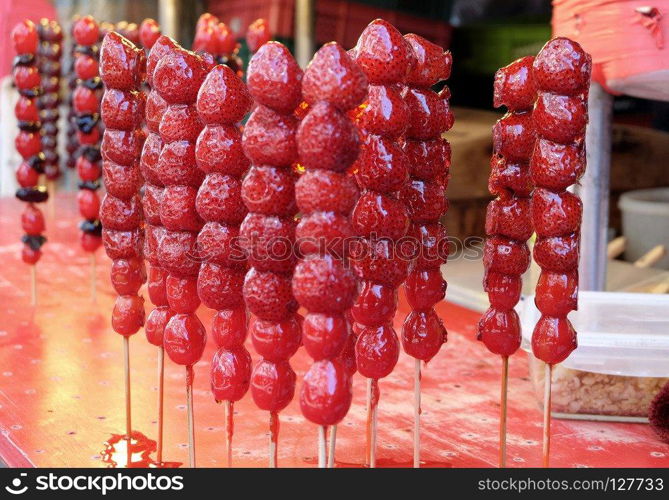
0, 193, 668, 468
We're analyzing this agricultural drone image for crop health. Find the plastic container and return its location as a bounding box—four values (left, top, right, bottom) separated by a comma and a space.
619, 187, 669, 270
520, 291, 669, 421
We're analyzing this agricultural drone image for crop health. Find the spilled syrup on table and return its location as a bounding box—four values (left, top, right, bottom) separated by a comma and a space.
101, 431, 181, 468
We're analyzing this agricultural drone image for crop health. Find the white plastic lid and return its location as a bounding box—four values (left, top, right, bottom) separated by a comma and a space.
520, 291, 669, 378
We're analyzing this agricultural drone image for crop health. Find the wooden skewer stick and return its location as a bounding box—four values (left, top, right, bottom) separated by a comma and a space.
606, 236, 626, 259
499, 356, 509, 468
413, 358, 421, 468
89, 252, 97, 303
156, 346, 165, 465
30, 265, 37, 307
327, 425, 337, 468
542, 363, 553, 468
224, 400, 233, 467
318, 425, 327, 468
186, 365, 196, 468
365, 378, 377, 468
269, 411, 278, 468
649, 277, 669, 295
123, 336, 132, 467
634, 245, 667, 269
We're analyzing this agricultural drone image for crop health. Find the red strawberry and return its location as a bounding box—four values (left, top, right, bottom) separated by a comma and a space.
101, 129, 144, 166
404, 33, 452, 87
493, 56, 536, 111
351, 191, 409, 240
477, 307, 521, 357
102, 228, 144, 260
145, 90, 167, 133
197, 221, 246, 268
239, 213, 296, 274
139, 132, 163, 186
196, 173, 246, 224
242, 166, 296, 217
533, 233, 580, 273
101, 89, 144, 130
300, 359, 352, 426
164, 313, 207, 365
243, 268, 298, 322
531, 315, 577, 364
534, 91, 588, 144
488, 155, 532, 198
247, 42, 302, 114
492, 111, 536, 161
139, 18, 161, 49
160, 185, 203, 232
296, 212, 355, 258
535, 270, 578, 317
142, 184, 163, 225
403, 87, 453, 140
77, 155, 102, 182
350, 238, 409, 287
192, 23, 218, 53
355, 84, 409, 139
531, 188, 582, 237
146, 35, 179, 87
485, 196, 532, 241
351, 282, 397, 327
100, 194, 142, 231
14, 96, 39, 122
483, 271, 522, 311
72, 86, 99, 114
295, 169, 358, 215
302, 42, 367, 111
11, 20, 38, 55
145, 306, 172, 347
157, 139, 204, 187
103, 160, 142, 200
198, 262, 246, 310
250, 316, 301, 362
296, 102, 359, 172
15, 130, 42, 158
302, 314, 349, 361
153, 49, 206, 104
533, 38, 591, 95
403, 138, 450, 182
13, 65, 41, 90
211, 347, 252, 403
144, 224, 166, 265
250, 359, 296, 412
195, 124, 248, 176
211, 307, 247, 349
157, 229, 200, 277
214, 22, 237, 55
242, 105, 298, 167
353, 18, 415, 85
409, 222, 449, 269
197, 65, 252, 125
77, 127, 102, 146
402, 309, 446, 362
531, 138, 585, 190
196, 13, 218, 32
246, 18, 271, 53
100, 31, 146, 91
400, 179, 447, 224
73, 16, 99, 46
110, 257, 146, 296
404, 268, 446, 310
483, 236, 530, 275
355, 324, 400, 379
21, 204, 45, 235
112, 295, 145, 336
159, 104, 203, 143
293, 254, 357, 313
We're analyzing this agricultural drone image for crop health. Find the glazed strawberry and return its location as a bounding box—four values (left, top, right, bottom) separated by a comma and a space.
400, 179, 448, 223
196, 13, 218, 32
139, 133, 163, 186
112, 295, 145, 336
531, 139, 585, 190
197, 65, 252, 124
211, 307, 248, 348
21, 245, 41, 265
250, 360, 296, 412
355, 324, 400, 379
103, 160, 142, 200
302, 313, 349, 360
146, 35, 179, 87
404, 268, 446, 311
147, 266, 169, 306
16, 161, 39, 187
302, 42, 367, 111
535, 270, 578, 317
350, 238, 409, 287
101, 129, 143, 166
242, 166, 296, 217
242, 105, 298, 167
533, 234, 580, 272
153, 49, 206, 104
102, 228, 144, 260
73, 16, 99, 46
403, 87, 454, 140
160, 185, 203, 231
216, 22, 237, 55
477, 308, 521, 357
197, 263, 246, 310
77, 127, 102, 146
246, 18, 271, 53
485, 196, 532, 241
13, 65, 41, 90
12, 20, 38, 54
488, 155, 533, 198
351, 282, 397, 327
403, 138, 451, 182
533, 92, 588, 144
410, 222, 449, 269
483, 272, 522, 311
355, 84, 409, 139
295, 212, 354, 257
144, 91, 167, 132
492, 111, 536, 161
239, 213, 297, 274
483, 236, 530, 275
295, 170, 358, 215
531, 315, 577, 364
243, 268, 298, 322
195, 124, 248, 176
402, 309, 446, 361
139, 18, 161, 49
72, 86, 100, 114
292, 254, 357, 313
533, 38, 591, 95
211, 347, 253, 402
351, 191, 409, 240
531, 188, 582, 238
14, 96, 39, 122
250, 316, 302, 362
164, 313, 207, 365
100, 194, 142, 231
246, 42, 302, 114
197, 222, 245, 268
195, 173, 246, 224
100, 31, 146, 91
101, 89, 144, 130
110, 257, 146, 295
157, 140, 204, 187
404, 34, 452, 88
21, 204, 45, 235
493, 56, 537, 111
300, 360, 352, 425
159, 104, 203, 143
145, 306, 173, 346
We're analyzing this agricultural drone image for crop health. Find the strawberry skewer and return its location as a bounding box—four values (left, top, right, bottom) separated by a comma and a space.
477, 55, 537, 467
348, 19, 415, 468
241, 42, 303, 468
399, 34, 454, 468
294, 42, 367, 468
139, 19, 161, 52
246, 18, 272, 54
530, 38, 591, 467
194, 64, 253, 467
99, 31, 147, 467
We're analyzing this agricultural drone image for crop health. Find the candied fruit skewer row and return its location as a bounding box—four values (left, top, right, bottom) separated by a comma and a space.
398, 33, 454, 469
72, 16, 104, 267
193, 14, 242, 75
240, 41, 304, 468
139, 19, 161, 53
477, 55, 538, 468
65, 17, 80, 176
530, 38, 591, 468
153, 43, 212, 468
99, 31, 147, 463
246, 18, 272, 54
294, 42, 367, 468
194, 64, 253, 467
348, 19, 415, 469
12, 19, 49, 296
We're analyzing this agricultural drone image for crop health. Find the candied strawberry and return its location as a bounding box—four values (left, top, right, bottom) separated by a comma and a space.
292, 254, 357, 313
404, 33, 452, 87
195, 124, 248, 176
250, 316, 301, 362
477, 307, 521, 357
243, 268, 298, 322
164, 313, 207, 366
296, 170, 358, 215
403, 87, 453, 140
196, 173, 246, 224
101, 89, 144, 130
144, 224, 165, 264
492, 111, 536, 162
198, 262, 246, 310
355, 324, 400, 379
300, 359, 352, 426
16, 161, 39, 187
302, 42, 367, 111
13, 65, 41, 90
167, 275, 200, 314
216, 22, 237, 55
336, 327, 357, 376
145, 90, 167, 133
72, 86, 99, 114
103, 160, 142, 200
297, 102, 359, 172
211, 347, 252, 402
483, 236, 530, 275
14, 96, 39, 122
211, 307, 248, 348
400, 179, 447, 224
145, 306, 172, 346
160, 185, 203, 232
159, 104, 203, 143
12, 20, 38, 55
101, 129, 143, 166
100, 31, 146, 91
302, 313, 349, 361
409, 222, 449, 269
246, 18, 271, 53
488, 155, 533, 198
250, 359, 296, 412
21, 204, 45, 235
110, 257, 146, 295
81, 233, 102, 253
484, 271, 522, 311
531, 139, 585, 190
533, 233, 580, 273
157, 140, 204, 187
79, 190, 101, 221
296, 212, 354, 257
485, 196, 532, 241
402, 309, 446, 361
351, 191, 409, 240
147, 265, 169, 306
100, 194, 142, 231
197, 222, 246, 268
242, 166, 296, 217
157, 230, 200, 276
78, 127, 102, 146
103, 228, 144, 259
355, 84, 409, 139
534, 92, 588, 144
247, 42, 303, 114
197, 65, 252, 125
242, 105, 298, 167
15, 130, 42, 158
146, 36, 179, 87
196, 13, 218, 31
493, 56, 536, 111
153, 49, 206, 104
112, 295, 145, 336
192, 23, 218, 53
139, 132, 163, 186
535, 269, 578, 317
240, 213, 296, 274
353, 19, 415, 85
73, 16, 99, 46
139, 18, 161, 49
531, 315, 577, 364
405, 268, 446, 310
531, 188, 582, 238
534, 38, 591, 95
351, 282, 396, 327
404, 138, 450, 182
350, 238, 409, 287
